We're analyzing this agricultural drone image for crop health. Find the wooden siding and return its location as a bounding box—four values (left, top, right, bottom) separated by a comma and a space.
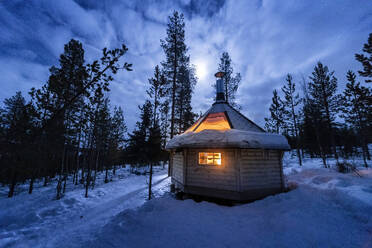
172, 152, 184, 184
240, 149, 282, 191
186, 149, 237, 191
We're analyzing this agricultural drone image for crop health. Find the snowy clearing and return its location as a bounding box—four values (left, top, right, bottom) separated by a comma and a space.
1, 156, 372, 248
82, 156, 372, 248
0, 166, 170, 248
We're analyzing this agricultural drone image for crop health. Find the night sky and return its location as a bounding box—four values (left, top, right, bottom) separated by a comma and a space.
0, 0, 371, 130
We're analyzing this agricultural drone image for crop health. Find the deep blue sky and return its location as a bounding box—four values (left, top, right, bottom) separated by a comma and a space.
0, 0, 371, 130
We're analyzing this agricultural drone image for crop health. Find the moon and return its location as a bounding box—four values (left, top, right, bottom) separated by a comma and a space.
195, 60, 208, 80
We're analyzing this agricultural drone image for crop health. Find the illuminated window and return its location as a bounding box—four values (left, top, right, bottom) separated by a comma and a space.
198, 152, 222, 166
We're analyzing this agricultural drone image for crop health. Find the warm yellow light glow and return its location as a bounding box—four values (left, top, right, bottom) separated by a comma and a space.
194, 113, 231, 133
184, 117, 203, 133
199, 152, 222, 166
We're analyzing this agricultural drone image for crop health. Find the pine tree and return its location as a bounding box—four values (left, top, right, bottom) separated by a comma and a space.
94, 99, 111, 184
355, 33, 372, 83
50, 39, 88, 199
1, 92, 35, 197
161, 11, 189, 139
147, 122, 162, 200
264, 117, 276, 133
268, 89, 285, 134
215, 52, 241, 108
0, 39, 131, 199
147, 65, 167, 127
302, 95, 328, 167
340, 71, 371, 167
308, 62, 340, 163
175, 64, 197, 133
160, 100, 170, 153
127, 101, 153, 169
109, 106, 127, 175
282, 74, 302, 166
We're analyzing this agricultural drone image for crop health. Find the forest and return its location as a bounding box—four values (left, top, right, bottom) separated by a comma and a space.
0, 10, 371, 200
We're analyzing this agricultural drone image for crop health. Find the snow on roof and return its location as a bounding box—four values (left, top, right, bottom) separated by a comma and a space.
167, 102, 289, 150
166, 129, 290, 150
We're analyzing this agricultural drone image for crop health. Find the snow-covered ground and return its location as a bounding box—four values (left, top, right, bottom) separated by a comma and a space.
1, 155, 371, 248
0, 166, 170, 248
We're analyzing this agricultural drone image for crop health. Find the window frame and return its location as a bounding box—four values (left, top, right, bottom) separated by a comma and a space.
198, 152, 222, 166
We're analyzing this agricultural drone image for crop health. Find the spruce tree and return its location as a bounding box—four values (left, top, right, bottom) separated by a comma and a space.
147, 121, 162, 200
175, 64, 197, 133
109, 106, 127, 170
147, 65, 166, 127
2, 92, 35, 197
215, 52, 241, 108
268, 89, 285, 134
161, 11, 189, 139
308, 62, 340, 163
302, 95, 328, 167
340, 71, 371, 166
355, 33, 372, 83
264, 117, 276, 133
51, 39, 88, 199
160, 100, 170, 150
282, 74, 302, 166
127, 101, 153, 169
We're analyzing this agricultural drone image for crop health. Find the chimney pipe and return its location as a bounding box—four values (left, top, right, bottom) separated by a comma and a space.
215, 71, 225, 102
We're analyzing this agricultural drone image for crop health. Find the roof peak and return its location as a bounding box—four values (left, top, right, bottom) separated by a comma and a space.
185, 102, 265, 133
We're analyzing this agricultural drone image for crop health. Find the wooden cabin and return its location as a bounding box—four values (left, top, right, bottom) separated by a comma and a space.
166, 72, 290, 201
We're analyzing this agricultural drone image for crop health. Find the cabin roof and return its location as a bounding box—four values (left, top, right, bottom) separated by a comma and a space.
185, 102, 265, 133
167, 102, 290, 150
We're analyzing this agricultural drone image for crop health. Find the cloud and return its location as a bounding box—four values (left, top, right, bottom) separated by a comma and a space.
0, 0, 371, 130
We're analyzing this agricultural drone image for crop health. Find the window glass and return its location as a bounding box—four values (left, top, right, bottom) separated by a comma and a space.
199, 152, 222, 165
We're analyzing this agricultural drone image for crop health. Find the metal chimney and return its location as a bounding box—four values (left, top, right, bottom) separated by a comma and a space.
215, 71, 225, 102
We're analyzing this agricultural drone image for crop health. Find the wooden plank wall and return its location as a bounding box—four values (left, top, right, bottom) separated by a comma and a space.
186, 149, 237, 191
172, 152, 184, 184
240, 149, 282, 191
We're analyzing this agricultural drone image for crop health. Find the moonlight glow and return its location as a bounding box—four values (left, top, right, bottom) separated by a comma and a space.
195, 60, 208, 80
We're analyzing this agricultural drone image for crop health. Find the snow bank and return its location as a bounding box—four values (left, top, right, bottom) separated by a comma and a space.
83, 155, 372, 248
166, 129, 290, 150
283, 152, 372, 206
87, 185, 372, 248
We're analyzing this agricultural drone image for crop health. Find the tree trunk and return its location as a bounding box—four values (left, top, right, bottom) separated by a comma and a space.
148, 163, 153, 200
75, 131, 82, 185
8, 170, 17, 198
85, 150, 93, 198
81, 153, 85, 184
366, 144, 371, 160
291, 101, 302, 166
63, 174, 67, 194
321, 83, 338, 163
43, 176, 48, 187
56, 146, 66, 200
315, 127, 327, 168
28, 174, 35, 194
85, 170, 90, 198
105, 166, 109, 183
92, 150, 99, 189
63, 154, 69, 193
